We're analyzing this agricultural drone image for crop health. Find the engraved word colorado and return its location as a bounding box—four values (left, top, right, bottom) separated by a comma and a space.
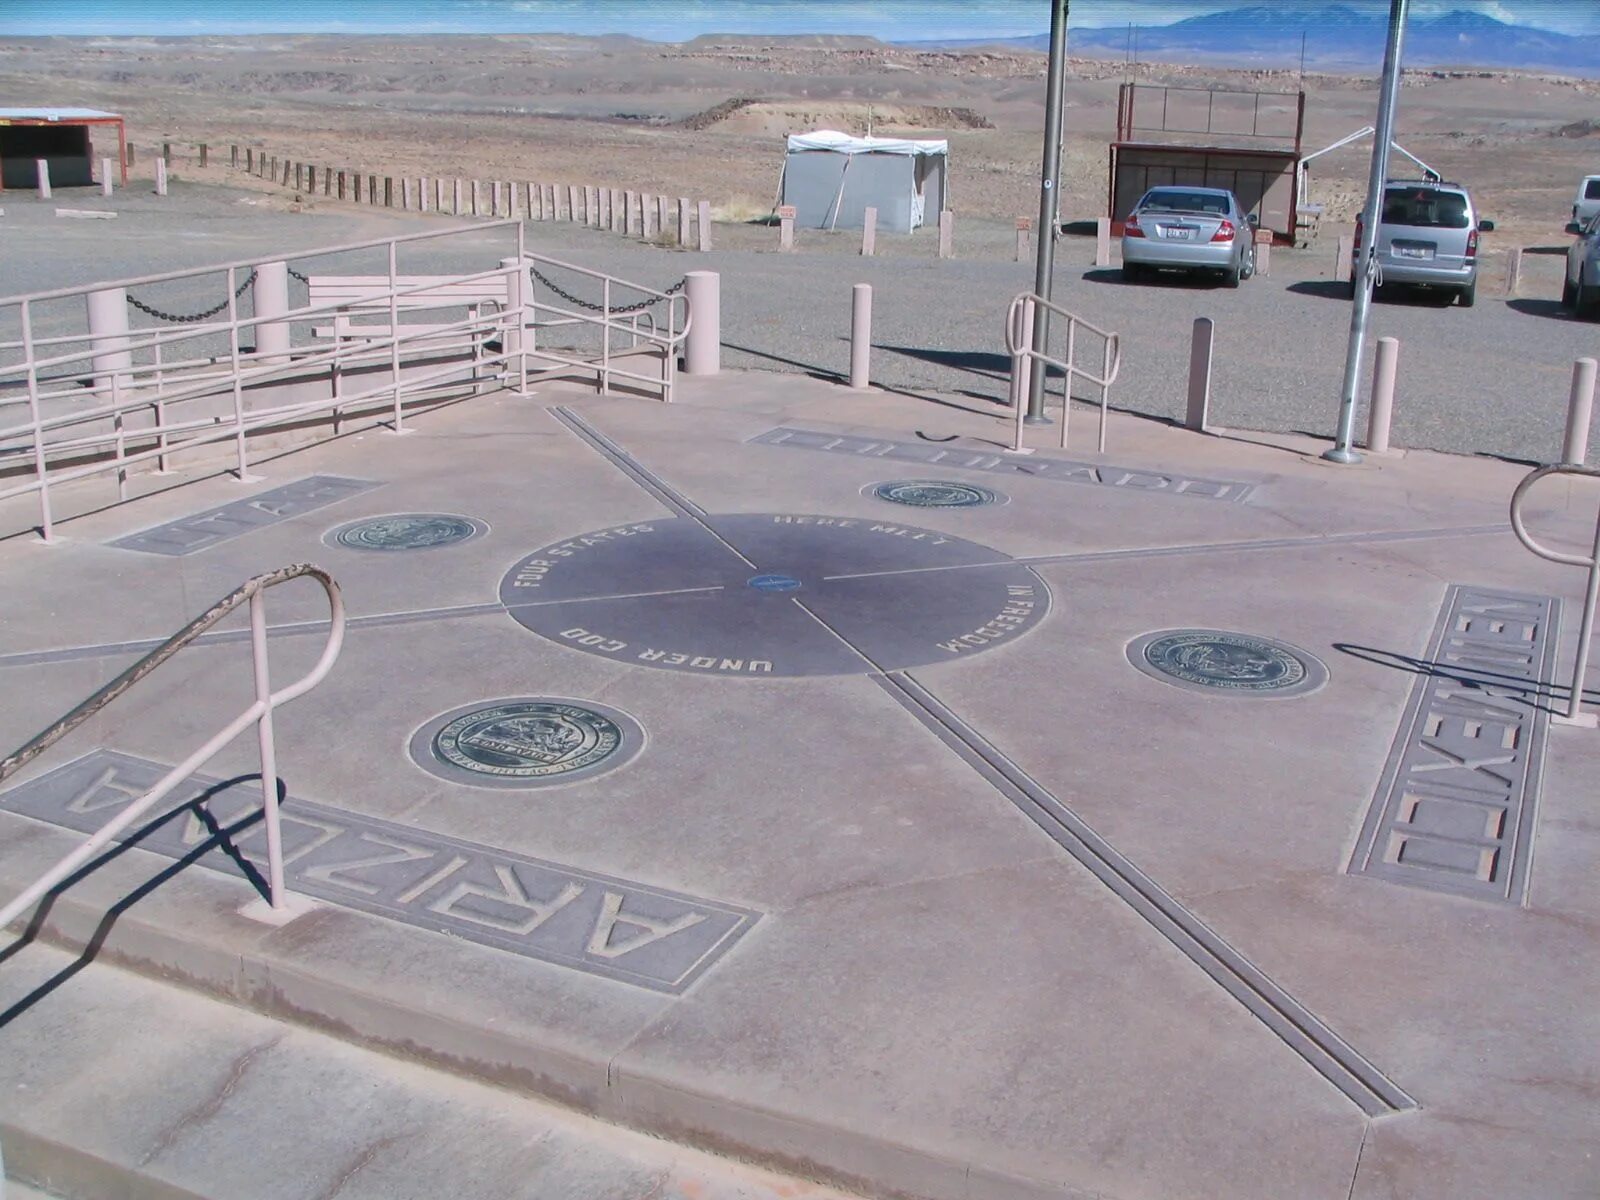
0, 751, 759, 992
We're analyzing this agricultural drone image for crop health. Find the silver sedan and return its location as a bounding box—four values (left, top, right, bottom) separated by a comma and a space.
1121, 186, 1258, 288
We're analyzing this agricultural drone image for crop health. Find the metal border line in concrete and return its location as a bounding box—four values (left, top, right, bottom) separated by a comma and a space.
1347, 584, 1560, 905
0, 527, 1508, 673
0, 602, 509, 670
877, 670, 1417, 1117
0, 749, 759, 993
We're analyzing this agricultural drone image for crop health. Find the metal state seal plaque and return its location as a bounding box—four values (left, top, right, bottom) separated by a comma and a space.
1127, 629, 1329, 698
870, 480, 1001, 508
410, 698, 643, 788
327, 513, 486, 552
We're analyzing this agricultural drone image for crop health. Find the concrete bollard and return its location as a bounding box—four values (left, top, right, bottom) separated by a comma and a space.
1253, 229, 1272, 277
1365, 336, 1399, 454
1095, 216, 1112, 267
325, 167, 333, 197
453, 178, 462, 215
850, 283, 872, 389
270, 155, 278, 179
155, 158, 168, 196
232, 144, 240, 168
282, 160, 292, 186
385, 176, 393, 208
85, 287, 132, 400
551, 184, 560, 221
1016, 216, 1032, 263
643, 195, 657, 238
337, 170, 346, 200
564, 184, 575, 222
163, 142, 172, 165
400, 177, 410, 210
778, 204, 795, 251
295, 163, 304, 191
199, 143, 208, 168
254, 261, 292, 366
1336, 234, 1354, 282
862, 206, 877, 257
368, 174, 378, 205
678, 197, 691, 246
1562, 358, 1598, 465
35, 159, 51, 200
623, 189, 635, 236
1504, 247, 1523, 297
683, 270, 721, 375
353, 174, 363, 204
246, 147, 254, 173
657, 195, 669, 238
1185, 317, 1214, 432
101, 157, 113, 197
607, 188, 619, 232
698, 200, 712, 251
471, 179, 482, 216
938, 209, 954, 258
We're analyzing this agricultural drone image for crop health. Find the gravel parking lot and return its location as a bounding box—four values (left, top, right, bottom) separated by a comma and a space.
2, 180, 1595, 464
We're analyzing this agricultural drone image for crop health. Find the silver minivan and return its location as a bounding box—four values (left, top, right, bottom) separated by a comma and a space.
1353, 180, 1494, 308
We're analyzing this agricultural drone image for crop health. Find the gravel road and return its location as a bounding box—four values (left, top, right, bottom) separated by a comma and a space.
2, 180, 1595, 464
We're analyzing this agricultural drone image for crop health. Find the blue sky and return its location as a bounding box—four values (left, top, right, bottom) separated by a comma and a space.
6, 1, 1598, 40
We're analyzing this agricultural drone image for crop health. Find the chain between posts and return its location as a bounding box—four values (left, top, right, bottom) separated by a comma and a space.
125, 265, 675, 323
526, 265, 683, 314
126, 269, 258, 324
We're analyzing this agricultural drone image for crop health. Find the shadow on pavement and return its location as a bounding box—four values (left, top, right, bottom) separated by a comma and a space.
0, 774, 276, 1031
1085, 266, 1237, 290
1334, 642, 1578, 716
872, 344, 1011, 381
1508, 298, 1583, 321
1287, 280, 1352, 300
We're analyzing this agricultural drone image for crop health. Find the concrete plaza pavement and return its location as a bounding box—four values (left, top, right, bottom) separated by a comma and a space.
1, 369, 1598, 1199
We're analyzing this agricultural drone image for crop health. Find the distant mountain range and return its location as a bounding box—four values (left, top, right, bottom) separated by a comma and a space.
902, 5, 1600, 76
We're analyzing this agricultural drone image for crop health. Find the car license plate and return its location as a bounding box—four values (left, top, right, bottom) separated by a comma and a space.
1164, 226, 1196, 241
1394, 245, 1432, 259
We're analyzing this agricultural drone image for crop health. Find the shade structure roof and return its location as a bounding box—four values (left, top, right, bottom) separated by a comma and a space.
0, 108, 122, 121
786, 129, 947, 156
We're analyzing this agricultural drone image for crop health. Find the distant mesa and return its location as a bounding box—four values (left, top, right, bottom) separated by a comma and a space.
902, 5, 1600, 77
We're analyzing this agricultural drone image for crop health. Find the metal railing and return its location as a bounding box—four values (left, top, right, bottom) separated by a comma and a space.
1510, 463, 1600, 726
0, 221, 690, 542
1005, 292, 1123, 454
0, 564, 346, 929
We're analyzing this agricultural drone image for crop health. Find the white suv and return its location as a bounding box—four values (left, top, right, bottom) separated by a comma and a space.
1575, 175, 1600, 227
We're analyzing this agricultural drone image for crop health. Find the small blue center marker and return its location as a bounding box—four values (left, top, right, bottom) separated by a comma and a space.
747, 573, 802, 593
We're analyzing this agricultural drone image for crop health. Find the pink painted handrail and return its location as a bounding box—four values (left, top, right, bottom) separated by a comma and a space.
0, 564, 345, 929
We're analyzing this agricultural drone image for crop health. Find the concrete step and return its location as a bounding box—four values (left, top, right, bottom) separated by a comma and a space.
0, 942, 862, 1200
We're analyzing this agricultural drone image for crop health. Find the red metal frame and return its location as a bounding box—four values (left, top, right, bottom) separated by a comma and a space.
0, 114, 127, 192
1107, 84, 1306, 246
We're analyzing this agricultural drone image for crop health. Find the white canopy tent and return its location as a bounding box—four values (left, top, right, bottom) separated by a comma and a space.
779, 130, 949, 234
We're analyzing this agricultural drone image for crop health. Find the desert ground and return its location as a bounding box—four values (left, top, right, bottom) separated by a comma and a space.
0, 33, 1597, 239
